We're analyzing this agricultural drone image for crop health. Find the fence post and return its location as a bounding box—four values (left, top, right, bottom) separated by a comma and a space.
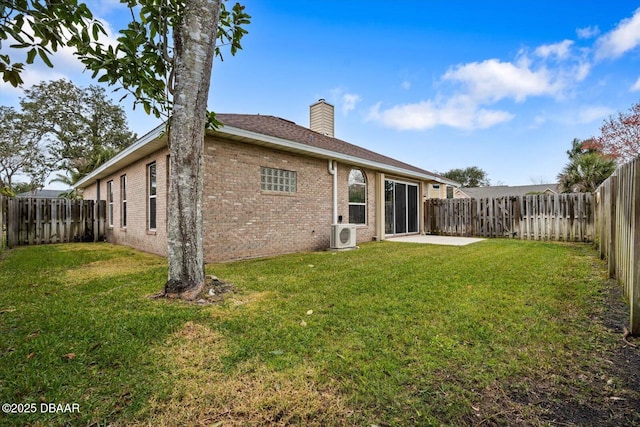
7, 198, 16, 247
630, 161, 640, 335
0, 195, 4, 249
595, 189, 603, 256
608, 176, 618, 279
470, 198, 476, 236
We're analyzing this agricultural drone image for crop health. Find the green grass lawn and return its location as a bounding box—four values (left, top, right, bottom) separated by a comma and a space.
0, 240, 627, 426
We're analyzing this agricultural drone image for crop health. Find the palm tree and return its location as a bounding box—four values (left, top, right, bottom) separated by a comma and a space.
557, 152, 616, 193
49, 169, 85, 199
51, 145, 118, 199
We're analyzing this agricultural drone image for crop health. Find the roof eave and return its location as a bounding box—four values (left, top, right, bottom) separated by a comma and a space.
75, 121, 459, 189
215, 125, 459, 186
75, 123, 166, 189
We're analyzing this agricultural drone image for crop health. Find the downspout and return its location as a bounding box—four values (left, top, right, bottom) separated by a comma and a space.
327, 160, 338, 224
95, 179, 101, 242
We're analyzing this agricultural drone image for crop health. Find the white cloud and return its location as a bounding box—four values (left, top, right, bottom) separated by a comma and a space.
442, 58, 560, 103
87, 0, 127, 17
366, 96, 514, 131
3, 67, 69, 95
535, 40, 574, 60
594, 7, 640, 60
0, 14, 120, 91
631, 76, 640, 92
329, 87, 361, 115
401, 80, 411, 90
574, 61, 591, 81
531, 114, 547, 128
474, 108, 515, 128
575, 105, 613, 124
367, 27, 597, 132
341, 93, 361, 114
367, 51, 579, 131
576, 25, 600, 39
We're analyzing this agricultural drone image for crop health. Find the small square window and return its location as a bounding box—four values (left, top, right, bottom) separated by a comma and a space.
261, 167, 297, 193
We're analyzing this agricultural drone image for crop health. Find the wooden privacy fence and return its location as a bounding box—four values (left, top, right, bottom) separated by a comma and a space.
425, 193, 595, 242
1, 197, 105, 247
0, 195, 6, 249
595, 157, 640, 335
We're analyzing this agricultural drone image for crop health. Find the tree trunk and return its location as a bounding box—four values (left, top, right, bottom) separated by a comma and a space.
164, 0, 220, 299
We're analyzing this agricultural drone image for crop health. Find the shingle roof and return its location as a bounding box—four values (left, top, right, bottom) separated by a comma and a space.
75, 112, 459, 189
216, 114, 450, 181
457, 184, 560, 198
16, 189, 68, 198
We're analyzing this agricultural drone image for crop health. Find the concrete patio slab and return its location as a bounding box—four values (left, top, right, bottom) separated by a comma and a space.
386, 235, 485, 246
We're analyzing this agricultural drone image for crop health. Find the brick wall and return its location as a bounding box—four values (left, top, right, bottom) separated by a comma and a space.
80, 135, 388, 262
80, 148, 169, 257
202, 137, 378, 262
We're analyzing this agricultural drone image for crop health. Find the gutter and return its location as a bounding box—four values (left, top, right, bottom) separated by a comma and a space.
75, 121, 460, 191
327, 160, 338, 224
74, 122, 166, 189
219, 125, 461, 187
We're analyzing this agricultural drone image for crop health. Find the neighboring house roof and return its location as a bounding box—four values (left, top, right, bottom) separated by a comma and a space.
456, 184, 560, 199
75, 114, 459, 188
16, 189, 68, 198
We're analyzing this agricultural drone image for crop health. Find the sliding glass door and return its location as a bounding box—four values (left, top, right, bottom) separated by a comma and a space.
385, 179, 419, 235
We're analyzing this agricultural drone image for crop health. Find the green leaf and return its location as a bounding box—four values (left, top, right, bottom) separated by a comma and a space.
37, 49, 54, 68
26, 49, 37, 64
206, 111, 222, 130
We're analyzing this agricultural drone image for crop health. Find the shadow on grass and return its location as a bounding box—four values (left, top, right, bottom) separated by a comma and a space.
0, 241, 638, 426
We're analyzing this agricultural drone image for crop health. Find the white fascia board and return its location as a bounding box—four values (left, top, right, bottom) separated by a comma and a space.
75, 123, 166, 189
217, 125, 460, 186
75, 121, 459, 189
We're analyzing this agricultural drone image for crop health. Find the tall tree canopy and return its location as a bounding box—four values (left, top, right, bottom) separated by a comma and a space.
441, 166, 490, 187
77, 0, 249, 298
76, 0, 248, 125
0, 105, 48, 191
557, 138, 616, 193
0, 0, 104, 86
587, 100, 640, 164
21, 79, 136, 176
2, 0, 250, 299
0, 80, 136, 192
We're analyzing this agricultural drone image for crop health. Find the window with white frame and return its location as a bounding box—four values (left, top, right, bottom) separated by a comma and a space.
107, 180, 114, 227
148, 162, 157, 230
261, 166, 297, 193
348, 168, 366, 224
120, 175, 127, 228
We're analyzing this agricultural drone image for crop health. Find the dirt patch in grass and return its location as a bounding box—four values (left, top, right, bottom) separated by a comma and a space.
140, 321, 354, 426
191, 275, 238, 305
203, 364, 353, 426
64, 256, 163, 284
149, 275, 238, 305
463, 280, 640, 427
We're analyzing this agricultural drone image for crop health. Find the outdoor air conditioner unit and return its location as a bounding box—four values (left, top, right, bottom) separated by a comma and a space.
330, 224, 356, 249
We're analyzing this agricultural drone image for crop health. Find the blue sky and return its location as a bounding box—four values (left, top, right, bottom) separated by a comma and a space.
2, 1, 640, 187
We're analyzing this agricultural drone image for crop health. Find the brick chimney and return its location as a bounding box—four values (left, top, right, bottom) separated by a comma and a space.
309, 99, 334, 137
